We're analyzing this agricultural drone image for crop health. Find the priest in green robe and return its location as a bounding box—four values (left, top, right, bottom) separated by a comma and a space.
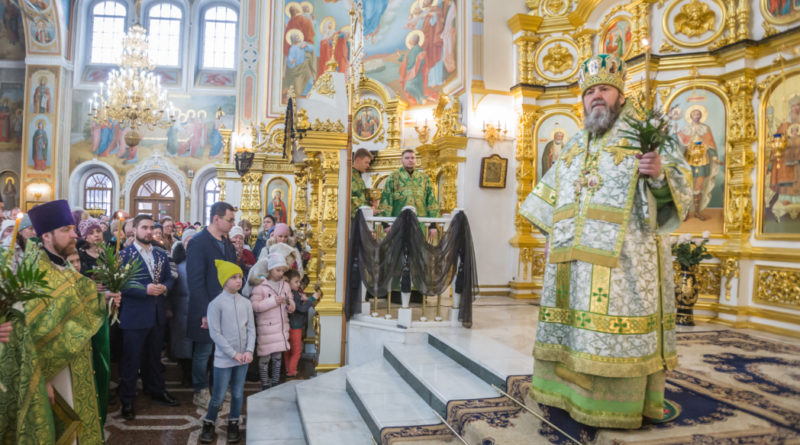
0, 200, 107, 444
378, 149, 441, 220
351, 148, 373, 218
519, 54, 693, 429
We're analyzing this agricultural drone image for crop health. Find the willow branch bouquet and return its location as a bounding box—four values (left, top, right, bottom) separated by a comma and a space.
87, 243, 147, 325
617, 101, 680, 155
0, 248, 52, 392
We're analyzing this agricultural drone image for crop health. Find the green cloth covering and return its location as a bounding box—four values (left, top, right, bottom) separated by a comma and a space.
0, 248, 106, 445
650, 182, 674, 210
378, 167, 441, 218
351, 167, 370, 218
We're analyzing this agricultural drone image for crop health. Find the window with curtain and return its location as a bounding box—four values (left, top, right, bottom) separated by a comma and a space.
84, 172, 113, 216
201, 6, 237, 69
203, 177, 220, 226
90, 1, 127, 64
147, 2, 183, 66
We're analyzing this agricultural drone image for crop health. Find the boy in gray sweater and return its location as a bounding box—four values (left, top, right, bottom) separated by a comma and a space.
201, 260, 256, 444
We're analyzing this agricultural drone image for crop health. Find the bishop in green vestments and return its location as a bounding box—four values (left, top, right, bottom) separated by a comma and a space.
519, 55, 693, 429
0, 200, 107, 444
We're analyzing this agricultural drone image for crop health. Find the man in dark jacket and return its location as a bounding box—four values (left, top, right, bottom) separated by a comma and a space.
119, 214, 177, 420
186, 202, 237, 409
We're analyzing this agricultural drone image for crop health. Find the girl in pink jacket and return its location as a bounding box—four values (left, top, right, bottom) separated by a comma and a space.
249, 253, 295, 390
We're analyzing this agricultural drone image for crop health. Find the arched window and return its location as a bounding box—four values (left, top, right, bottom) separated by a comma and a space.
84, 172, 113, 216
201, 6, 237, 69
147, 2, 183, 66
203, 177, 220, 226
90, 1, 128, 64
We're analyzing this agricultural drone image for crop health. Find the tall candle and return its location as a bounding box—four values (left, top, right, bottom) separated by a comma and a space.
642, 38, 651, 109
116, 214, 124, 252
10, 212, 22, 248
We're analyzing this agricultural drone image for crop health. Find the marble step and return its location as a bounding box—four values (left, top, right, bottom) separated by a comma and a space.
246, 380, 307, 445
383, 342, 499, 417
295, 367, 374, 445
346, 359, 441, 442
427, 330, 533, 391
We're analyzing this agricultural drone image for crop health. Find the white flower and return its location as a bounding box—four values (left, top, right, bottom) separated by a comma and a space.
702, 230, 710, 240
678, 233, 692, 244
669, 235, 678, 246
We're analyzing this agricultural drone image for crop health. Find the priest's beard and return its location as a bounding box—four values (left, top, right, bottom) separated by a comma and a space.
52, 238, 77, 258
584, 97, 624, 136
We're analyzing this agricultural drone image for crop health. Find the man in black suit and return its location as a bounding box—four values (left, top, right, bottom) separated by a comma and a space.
119, 214, 178, 420
186, 202, 237, 409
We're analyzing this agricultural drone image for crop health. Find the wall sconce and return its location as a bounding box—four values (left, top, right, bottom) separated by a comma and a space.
234, 129, 255, 176
414, 119, 430, 144
28, 182, 51, 202
482, 121, 507, 148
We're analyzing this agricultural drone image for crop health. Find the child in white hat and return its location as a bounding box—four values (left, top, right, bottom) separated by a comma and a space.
249, 253, 295, 390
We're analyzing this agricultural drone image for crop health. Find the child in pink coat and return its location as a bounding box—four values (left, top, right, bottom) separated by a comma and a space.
249, 253, 295, 390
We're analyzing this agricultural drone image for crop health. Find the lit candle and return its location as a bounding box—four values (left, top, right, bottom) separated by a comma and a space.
642, 38, 651, 109
10, 212, 22, 247
115, 213, 124, 252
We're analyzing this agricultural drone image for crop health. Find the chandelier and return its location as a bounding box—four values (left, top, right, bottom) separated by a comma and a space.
88, 22, 175, 147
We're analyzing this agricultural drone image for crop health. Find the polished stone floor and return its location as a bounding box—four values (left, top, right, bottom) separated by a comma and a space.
99, 296, 799, 444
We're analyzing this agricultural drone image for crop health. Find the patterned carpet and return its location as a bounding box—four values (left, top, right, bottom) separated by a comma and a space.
382, 330, 800, 445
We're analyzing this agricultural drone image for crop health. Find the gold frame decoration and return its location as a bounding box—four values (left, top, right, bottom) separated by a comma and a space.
760, 0, 800, 25
756, 69, 800, 240
534, 37, 579, 82
264, 176, 293, 227
752, 265, 800, 310
662, 0, 727, 48
352, 98, 384, 142
599, 16, 634, 60
662, 83, 730, 235
479, 154, 508, 189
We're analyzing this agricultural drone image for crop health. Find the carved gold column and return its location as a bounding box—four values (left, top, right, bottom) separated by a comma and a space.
509, 103, 543, 299
513, 34, 545, 85
722, 73, 756, 240
305, 156, 322, 284
301, 130, 347, 306
717, 72, 756, 311
571, 28, 595, 61
385, 98, 407, 152
735, 0, 750, 40
294, 163, 309, 235
239, 172, 263, 227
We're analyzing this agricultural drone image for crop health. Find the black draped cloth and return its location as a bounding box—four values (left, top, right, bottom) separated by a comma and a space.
345, 209, 479, 327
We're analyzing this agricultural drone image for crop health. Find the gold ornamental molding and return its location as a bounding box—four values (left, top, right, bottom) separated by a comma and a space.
693, 303, 800, 338
662, 0, 727, 48
534, 37, 580, 82
753, 265, 800, 310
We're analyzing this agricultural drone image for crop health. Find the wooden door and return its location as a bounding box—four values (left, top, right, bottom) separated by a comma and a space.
131, 174, 179, 221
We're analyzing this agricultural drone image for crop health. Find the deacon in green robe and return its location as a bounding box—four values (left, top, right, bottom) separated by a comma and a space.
519, 55, 693, 429
378, 149, 440, 219
351, 148, 373, 218
0, 200, 107, 444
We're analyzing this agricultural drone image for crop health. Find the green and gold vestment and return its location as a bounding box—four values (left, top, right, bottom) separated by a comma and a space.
520, 105, 693, 429
351, 167, 370, 218
0, 249, 106, 444
378, 167, 441, 218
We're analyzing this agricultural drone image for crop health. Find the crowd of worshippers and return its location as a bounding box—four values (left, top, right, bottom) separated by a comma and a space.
0, 200, 321, 444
